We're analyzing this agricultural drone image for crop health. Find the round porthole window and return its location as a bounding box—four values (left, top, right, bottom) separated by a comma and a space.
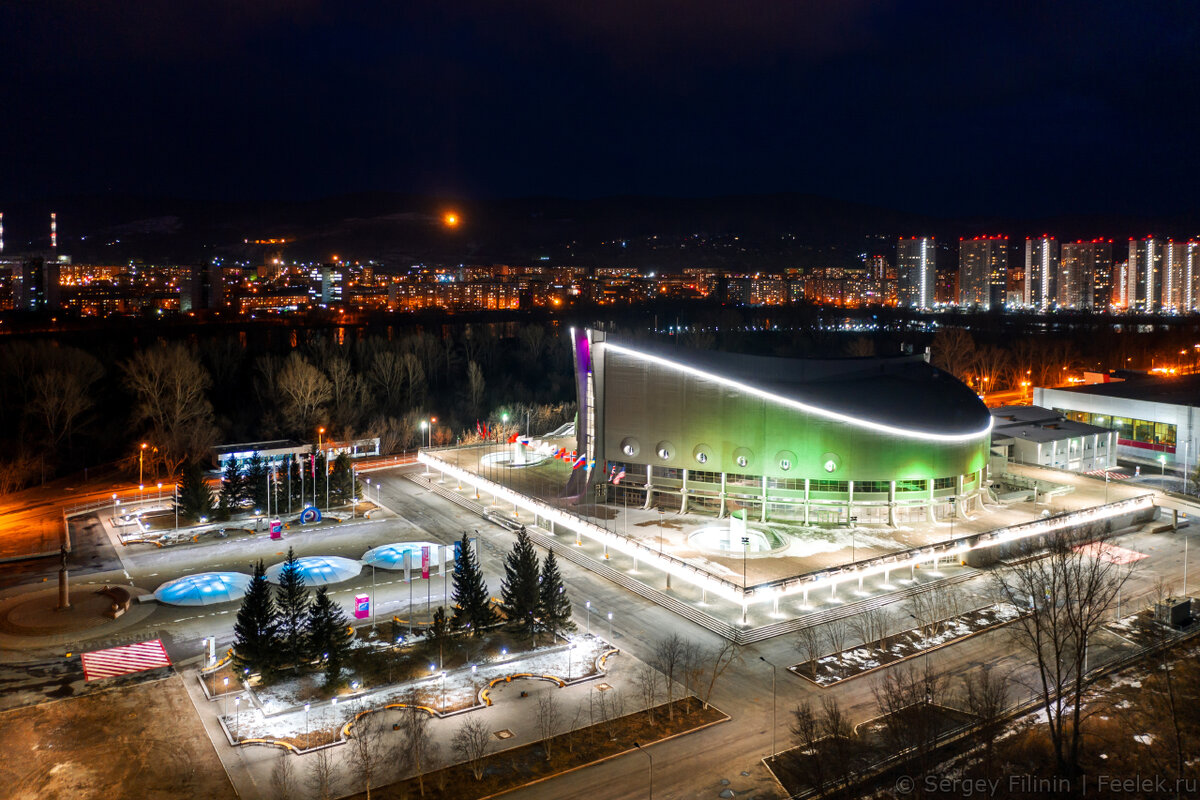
775, 450, 797, 472
732, 447, 754, 470
821, 452, 842, 473
620, 437, 640, 458
655, 441, 675, 460
692, 443, 712, 465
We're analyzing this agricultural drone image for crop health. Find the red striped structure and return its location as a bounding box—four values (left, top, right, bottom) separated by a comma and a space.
81, 639, 172, 681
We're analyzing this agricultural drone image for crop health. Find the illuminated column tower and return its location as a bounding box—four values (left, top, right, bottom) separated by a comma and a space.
0, 212, 4, 253
1023, 235, 1059, 311
50, 212, 57, 249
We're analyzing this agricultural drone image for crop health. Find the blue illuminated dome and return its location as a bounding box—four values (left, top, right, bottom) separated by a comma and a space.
265, 555, 362, 586
362, 542, 445, 571
154, 572, 252, 606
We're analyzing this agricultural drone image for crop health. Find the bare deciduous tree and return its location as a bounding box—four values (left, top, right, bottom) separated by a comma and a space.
276, 351, 332, 435
122, 343, 218, 476
395, 692, 437, 798
466, 361, 485, 413
849, 606, 893, 652
347, 710, 388, 800
795, 624, 823, 679
871, 661, 948, 781
822, 619, 849, 666
452, 716, 492, 781
306, 743, 338, 800
635, 663, 659, 724
989, 524, 1133, 778
697, 640, 740, 709
535, 690, 562, 761
268, 751, 297, 800
652, 633, 690, 721
958, 664, 1010, 768
930, 328, 976, 380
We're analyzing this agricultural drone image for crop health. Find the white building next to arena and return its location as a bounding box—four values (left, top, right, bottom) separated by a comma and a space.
1036, 374, 1200, 472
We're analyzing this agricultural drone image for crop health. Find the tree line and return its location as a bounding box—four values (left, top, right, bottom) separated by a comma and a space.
0, 322, 577, 494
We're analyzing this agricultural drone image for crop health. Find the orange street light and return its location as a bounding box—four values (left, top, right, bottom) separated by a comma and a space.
139, 443, 148, 485
443, 212, 460, 228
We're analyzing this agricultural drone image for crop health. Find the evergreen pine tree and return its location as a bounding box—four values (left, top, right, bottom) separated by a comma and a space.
178, 460, 215, 521
306, 586, 352, 687
313, 451, 328, 508
500, 526, 541, 641
428, 605, 451, 669
245, 453, 269, 511
329, 452, 359, 506
288, 456, 303, 509
275, 547, 311, 668
538, 550, 574, 640
232, 559, 279, 677
220, 457, 243, 511
451, 533, 497, 635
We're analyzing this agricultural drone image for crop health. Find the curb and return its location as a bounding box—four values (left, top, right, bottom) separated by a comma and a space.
790, 606, 1028, 688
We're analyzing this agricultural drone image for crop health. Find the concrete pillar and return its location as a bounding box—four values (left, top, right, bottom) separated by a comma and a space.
718, 472, 727, 518
926, 479, 936, 523
803, 478, 811, 525
643, 464, 653, 510
680, 469, 689, 514
760, 475, 768, 522
847, 480, 854, 525
888, 480, 897, 527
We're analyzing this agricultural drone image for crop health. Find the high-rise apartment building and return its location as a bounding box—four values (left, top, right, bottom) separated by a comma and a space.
1187, 241, 1200, 312
896, 236, 935, 309
957, 236, 1007, 308
1058, 239, 1111, 310
1023, 235, 1059, 310
1162, 240, 1191, 312
1128, 237, 1162, 311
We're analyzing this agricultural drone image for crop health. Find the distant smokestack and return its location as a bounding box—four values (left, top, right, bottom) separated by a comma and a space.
50, 212, 57, 249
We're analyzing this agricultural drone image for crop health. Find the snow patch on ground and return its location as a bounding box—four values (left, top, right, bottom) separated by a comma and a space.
228, 635, 613, 743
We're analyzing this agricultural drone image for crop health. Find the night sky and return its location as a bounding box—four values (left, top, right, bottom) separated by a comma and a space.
3, 2, 1197, 216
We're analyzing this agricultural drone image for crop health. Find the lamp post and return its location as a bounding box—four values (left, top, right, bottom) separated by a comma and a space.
440, 670, 447, 711
759, 656, 777, 762
607, 611, 613, 643
304, 702, 310, 749
633, 742, 653, 800
222, 676, 229, 719
139, 442, 147, 485
234, 696, 241, 743
585, 601, 591, 635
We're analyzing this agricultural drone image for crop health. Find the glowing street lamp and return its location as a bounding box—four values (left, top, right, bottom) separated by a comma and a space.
139, 442, 148, 485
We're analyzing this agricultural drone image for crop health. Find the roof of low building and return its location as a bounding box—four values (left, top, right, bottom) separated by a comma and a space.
990, 404, 1112, 444
1046, 374, 1200, 406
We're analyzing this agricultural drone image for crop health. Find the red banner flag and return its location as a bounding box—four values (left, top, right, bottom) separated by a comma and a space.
421, 545, 431, 580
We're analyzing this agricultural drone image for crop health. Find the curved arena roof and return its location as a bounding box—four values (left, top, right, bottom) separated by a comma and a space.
602, 338, 991, 440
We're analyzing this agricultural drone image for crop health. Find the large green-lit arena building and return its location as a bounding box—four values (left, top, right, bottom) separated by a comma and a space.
571, 329, 993, 526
